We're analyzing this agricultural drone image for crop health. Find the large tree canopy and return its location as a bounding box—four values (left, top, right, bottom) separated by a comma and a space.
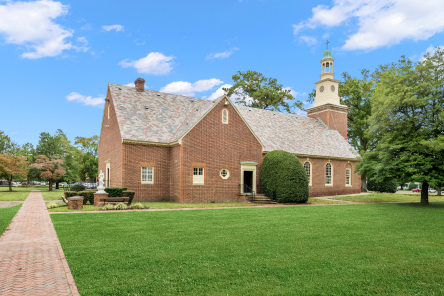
223, 70, 303, 112
359, 49, 444, 204
75, 135, 99, 182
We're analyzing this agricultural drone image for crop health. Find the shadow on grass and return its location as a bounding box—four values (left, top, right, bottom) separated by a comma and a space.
394, 201, 444, 209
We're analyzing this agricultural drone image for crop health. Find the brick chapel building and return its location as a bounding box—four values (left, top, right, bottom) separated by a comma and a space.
98, 49, 361, 202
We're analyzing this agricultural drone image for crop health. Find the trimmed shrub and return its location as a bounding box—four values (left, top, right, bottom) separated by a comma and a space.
367, 179, 397, 193
77, 191, 95, 205
261, 150, 309, 203
70, 184, 85, 192
105, 187, 127, 197
46, 202, 59, 209
122, 190, 135, 205
64, 191, 79, 199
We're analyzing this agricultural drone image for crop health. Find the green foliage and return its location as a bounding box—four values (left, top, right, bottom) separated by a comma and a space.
223, 70, 302, 112
75, 136, 99, 182
260, 150, 309, 203
46, 202, 59, 209
64, 191, 79, 199
77, 191, 95, 205
122, 190, 135, 205
101, 204, 115, 211
130, 203, 145, 209
70, 184, 86, 192
114, 203, 128, 210
105, 187, 128, 197
359, 49, 444, 204
367, 179, 397, 193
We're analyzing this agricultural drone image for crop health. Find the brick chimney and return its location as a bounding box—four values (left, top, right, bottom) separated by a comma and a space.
134, 78, 145, 92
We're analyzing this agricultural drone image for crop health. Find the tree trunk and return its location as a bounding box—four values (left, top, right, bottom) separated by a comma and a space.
437, 186, 442, 196
361, 178, 367, 192
49, 180, 53, 191
8, 176, 12, 192
55, 181, 59, 190
420, 181, 429, 205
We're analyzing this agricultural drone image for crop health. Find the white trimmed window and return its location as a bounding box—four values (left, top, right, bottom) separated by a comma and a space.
304, 161, 312, 186
193, 167, 204, 184
220, 169, 229, 179
345, 168, 351, 186
222, 109, 228, 124
325, 163, 332, 185
141, 167, 154, 184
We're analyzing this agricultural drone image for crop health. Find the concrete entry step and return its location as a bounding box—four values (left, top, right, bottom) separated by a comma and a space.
239, 193, 278, 204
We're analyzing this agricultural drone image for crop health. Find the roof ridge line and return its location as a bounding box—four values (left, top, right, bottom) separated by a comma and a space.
168, 108, 196, 143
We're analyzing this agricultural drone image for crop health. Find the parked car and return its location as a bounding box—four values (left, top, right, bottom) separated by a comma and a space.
428, 188, 436, 193
412, 188, 422, 192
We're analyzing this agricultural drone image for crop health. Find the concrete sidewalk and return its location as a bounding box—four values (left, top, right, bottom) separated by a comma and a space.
0, 191, 79, 295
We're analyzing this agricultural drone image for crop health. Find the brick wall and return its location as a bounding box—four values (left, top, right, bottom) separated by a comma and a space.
122, 144, 171, 202
307, 107, 348, 139
98, 90, 123, 188
298, 157, 360, 197
180, 98, 263, 203
170, 145, 181, 202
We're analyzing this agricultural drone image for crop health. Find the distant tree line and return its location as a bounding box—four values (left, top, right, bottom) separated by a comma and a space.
0, 129, 98, 192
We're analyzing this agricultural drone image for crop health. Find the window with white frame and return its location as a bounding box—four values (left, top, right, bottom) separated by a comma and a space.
304, 161, 312, 185
193, 167, 204, 184
345, 168, 351, 186
325, 163, 332, 185
222, 109, 228, 124
141, 167, 154, 184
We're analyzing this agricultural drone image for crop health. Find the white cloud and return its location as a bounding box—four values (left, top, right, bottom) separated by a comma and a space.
0, 0, 77, 58
206, 47, 239, 60
420, 45, 444, 60
74, 37, 89, 52
160, 79, 223, 97
299, 36, 318, 46
119, 52, 175, 75
102, 24, 124, 32
66, 92, 105, 107
283, 87, 307, 98
125, 82, 135, 87
206, 84, 232, 100
293, 0, 444, 51
81, 23, 91, 30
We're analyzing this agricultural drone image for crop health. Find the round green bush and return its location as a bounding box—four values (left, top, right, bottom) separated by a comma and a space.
261, 150, 309, 203
70, 184, 85, 192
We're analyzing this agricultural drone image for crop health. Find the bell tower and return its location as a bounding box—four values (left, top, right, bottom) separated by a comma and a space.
306, 41, 348, 139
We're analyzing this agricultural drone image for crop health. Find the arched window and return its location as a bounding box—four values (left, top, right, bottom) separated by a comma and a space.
325, 162, 332, 185
304, 161, 312, 186
222, 109, 228, 124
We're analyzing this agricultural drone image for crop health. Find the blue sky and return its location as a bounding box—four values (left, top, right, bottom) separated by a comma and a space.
1, 0, 443, 146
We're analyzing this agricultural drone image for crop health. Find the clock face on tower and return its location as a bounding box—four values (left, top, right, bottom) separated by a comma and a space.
319, 86, 324, 92
331, 85, 335, 92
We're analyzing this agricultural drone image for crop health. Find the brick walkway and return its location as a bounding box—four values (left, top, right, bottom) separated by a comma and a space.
0, 191, 79, 295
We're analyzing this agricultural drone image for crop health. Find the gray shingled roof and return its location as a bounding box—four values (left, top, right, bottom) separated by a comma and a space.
109, 83, 360, 159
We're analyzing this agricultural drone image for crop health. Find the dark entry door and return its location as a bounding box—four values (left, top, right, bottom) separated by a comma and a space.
244, 171, 253, 193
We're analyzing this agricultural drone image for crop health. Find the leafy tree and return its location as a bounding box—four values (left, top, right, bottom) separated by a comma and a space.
361, 50, 444, 205
29, 155, 66, 191
0, 153, 29, 192
223, 71, 301, 112
0, 130, 13, 154
35, 130, 64, 159
75, 136, 99, 182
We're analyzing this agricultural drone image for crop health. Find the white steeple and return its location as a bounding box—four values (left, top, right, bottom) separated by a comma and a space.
313, 41, 341, 107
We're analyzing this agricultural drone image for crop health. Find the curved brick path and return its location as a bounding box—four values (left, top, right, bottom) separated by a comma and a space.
0, 191, 79, 295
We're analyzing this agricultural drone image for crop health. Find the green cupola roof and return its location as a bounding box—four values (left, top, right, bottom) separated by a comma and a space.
323, 49, 332, 59
322, 40, 332, 59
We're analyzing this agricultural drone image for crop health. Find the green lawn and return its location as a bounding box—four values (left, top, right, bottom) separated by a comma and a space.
52, 203, 444, 295
0, 204, 21, 235
0, 187, 65, 201
336, 192, 444, 203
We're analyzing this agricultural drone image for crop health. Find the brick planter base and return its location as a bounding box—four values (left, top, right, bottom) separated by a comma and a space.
94, 192, 109, 206
68, 196, 84, 210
